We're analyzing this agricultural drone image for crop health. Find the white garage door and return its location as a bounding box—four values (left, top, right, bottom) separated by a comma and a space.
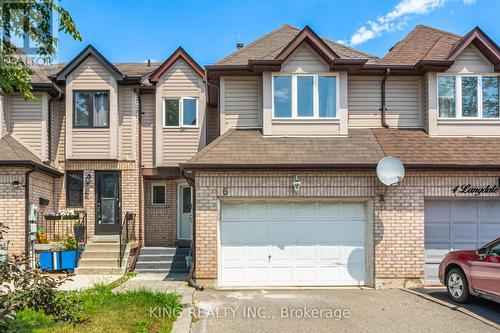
220, 202, 366, 287
425, 200, 500, 285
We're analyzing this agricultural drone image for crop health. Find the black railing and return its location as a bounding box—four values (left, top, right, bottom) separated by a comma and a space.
39, 210, 87, 247
119, 212, 136, 268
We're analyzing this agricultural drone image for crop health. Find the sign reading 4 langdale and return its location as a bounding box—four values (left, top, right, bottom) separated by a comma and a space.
452, 183, 499, 196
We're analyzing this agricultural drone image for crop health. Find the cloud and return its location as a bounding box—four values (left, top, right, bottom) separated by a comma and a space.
344, 0, 477, 46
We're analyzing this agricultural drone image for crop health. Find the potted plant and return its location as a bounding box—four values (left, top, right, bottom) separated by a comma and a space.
73, 220, 85, 243
59, 236, 80, 271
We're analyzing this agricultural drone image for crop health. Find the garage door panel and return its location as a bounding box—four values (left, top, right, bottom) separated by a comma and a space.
318, 203, 341, 218
295, 203, 318, 219
451, 223, 478, 241
425, 199, 500, 285
222, 202, 247, 219
222, 267, 246, 284
451, 202, 479, 222
221, 201, 367, 287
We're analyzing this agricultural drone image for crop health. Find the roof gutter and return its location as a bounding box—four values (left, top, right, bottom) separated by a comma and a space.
0, 161, 62, 177
380, 68, 390, 128
180, 163, 379, 170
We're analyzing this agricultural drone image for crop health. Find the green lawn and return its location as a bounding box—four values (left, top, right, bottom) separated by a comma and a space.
6, 275, 182, 333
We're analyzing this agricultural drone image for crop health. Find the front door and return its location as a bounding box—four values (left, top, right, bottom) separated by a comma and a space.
95, 171, 121, 234
178, 184, 192, 240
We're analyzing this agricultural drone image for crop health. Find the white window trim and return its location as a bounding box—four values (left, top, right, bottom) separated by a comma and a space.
163, 97, 199, 128
437, 73, 500, 120
272, 73, 339, 120
151, 182, 166, 205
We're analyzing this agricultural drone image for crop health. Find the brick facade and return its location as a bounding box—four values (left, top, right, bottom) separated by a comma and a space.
143, 178, 178, 246
194, 170, 500, 287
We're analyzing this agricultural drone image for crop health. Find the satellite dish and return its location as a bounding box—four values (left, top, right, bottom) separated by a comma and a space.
377, 156, 405, 186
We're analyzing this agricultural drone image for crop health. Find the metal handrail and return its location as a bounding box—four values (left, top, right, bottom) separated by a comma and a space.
118, 212, 136, 268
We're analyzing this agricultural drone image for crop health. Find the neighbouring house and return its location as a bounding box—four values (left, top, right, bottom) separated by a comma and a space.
1, 24, 500, 287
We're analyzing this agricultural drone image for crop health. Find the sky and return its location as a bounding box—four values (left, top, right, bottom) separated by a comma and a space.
56, 0, 500, 65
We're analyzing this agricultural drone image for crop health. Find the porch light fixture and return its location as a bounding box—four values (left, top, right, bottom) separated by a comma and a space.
11, 180, 23, 188
85, 174, 92, 186
292, 175, 301, 192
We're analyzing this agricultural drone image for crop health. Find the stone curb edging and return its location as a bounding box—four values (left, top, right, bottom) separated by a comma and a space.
401, 288, 500, 330
172, 290, 195, 333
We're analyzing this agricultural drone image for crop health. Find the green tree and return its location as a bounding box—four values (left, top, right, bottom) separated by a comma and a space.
0, 0, 82, 100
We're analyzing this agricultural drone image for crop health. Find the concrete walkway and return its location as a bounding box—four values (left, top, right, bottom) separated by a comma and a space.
113, 272, 194, 333
58, 275, 122, 291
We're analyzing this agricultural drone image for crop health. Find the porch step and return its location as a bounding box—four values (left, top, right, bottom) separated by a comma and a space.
93, 235, 120, 243
85, 243, 120, 252
82, 251, 120, 259
135, 247, 190, 274
74, 267, 124, 275
78, 258, 122, 268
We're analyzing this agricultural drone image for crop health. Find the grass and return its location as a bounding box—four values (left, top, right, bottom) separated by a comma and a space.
6, 273, 182, 333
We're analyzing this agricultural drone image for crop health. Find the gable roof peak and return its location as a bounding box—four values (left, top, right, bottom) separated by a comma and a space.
55, 44, 123, 81
447, 26, 500, 65
148, 47, 204, 83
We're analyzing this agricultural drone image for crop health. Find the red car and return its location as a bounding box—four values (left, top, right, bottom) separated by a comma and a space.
439, 237, 500, 303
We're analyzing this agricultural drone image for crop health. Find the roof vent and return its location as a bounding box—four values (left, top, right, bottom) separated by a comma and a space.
147, 59, 151, 67
236, 42, 244, 50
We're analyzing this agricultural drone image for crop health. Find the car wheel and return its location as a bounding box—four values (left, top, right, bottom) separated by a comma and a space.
446, 268, 471, 303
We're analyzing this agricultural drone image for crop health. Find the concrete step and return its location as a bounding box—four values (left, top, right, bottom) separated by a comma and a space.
93, 235, 119, 243
81, 251, 120, 259
74, 267, 124, 275
78, 258, 122, 268
85, 243, 120, 252
136, 254, 190, 263
135, 261, 187, 270
139, 247, 190, 256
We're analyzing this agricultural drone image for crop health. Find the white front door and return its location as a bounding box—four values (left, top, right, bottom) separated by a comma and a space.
424, 200, 500, 285
177, 184, 192, 240
220, 201, 367, 287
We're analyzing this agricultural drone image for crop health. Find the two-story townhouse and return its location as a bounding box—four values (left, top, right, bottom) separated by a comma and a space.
1, 23, 500, 288
0, 45, 206, 274
182, 24, 500, 289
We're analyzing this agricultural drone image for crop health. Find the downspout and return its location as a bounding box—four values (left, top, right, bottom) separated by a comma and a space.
24, 166, 36, 255
380, 68, 390, 128
181, 168, 204, 291
136, 88, 144, 248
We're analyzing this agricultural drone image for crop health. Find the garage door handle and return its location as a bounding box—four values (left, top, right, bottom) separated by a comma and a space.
268, 255, 271, 262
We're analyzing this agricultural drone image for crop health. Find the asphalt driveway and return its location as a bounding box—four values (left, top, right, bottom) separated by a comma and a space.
191, 288, 498, 333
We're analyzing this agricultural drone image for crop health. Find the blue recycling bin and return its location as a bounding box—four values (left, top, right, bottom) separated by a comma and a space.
60, 250, 81, 271
39, 251, 60, 271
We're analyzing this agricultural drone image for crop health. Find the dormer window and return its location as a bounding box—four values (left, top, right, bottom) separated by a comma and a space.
73, 91, 110, 128
438, 75, 499, 119
272, 74, 338, 119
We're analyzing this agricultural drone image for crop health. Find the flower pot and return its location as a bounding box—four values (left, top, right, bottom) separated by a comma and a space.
60, 250, 80, 271
63, 214, 79, 220
44, 215, 61, 220
73, 225, 85, 242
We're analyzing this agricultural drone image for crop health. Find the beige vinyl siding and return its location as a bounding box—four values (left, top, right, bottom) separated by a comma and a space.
281, 43, 329, 73
72, 55, 112, 86
9, 93, 47, 159
141, 94, 155, 168
66, 55, 118, 159
447, 45, 494, 74
221, 76, 261, 132
119, 86, 136, 160
206, 105, 219, 144
72, 128, 110, 159
348, 76, 422, 128
156, 58, 206, 167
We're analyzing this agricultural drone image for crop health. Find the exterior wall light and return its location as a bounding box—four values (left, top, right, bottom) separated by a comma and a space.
11, 180, 23, 188
85, 174, 92, 186
292, 175, 301, 192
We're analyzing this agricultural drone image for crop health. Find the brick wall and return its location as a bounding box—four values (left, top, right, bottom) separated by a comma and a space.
143, 179, 178, 246
56, 161, 140, 239
0, 167, 28, 254
194, 170, 500, 286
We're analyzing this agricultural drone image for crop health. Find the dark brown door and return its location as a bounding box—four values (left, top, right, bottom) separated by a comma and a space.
95, 171, 121, 234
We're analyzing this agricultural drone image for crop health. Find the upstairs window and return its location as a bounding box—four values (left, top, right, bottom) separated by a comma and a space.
74, 91, 110, 128
438, 75, 499, 119
164, 97, 198, 127
273, 74, 338, 119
